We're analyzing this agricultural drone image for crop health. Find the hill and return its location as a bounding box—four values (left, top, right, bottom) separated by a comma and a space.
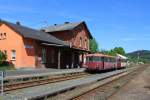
126, 50, 150, 63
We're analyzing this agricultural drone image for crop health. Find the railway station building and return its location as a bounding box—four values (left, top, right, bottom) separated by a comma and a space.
0, 20, 93, 69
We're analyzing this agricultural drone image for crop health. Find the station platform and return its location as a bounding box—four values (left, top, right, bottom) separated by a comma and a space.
4, 68, 85, 79
1, 68, 134, 100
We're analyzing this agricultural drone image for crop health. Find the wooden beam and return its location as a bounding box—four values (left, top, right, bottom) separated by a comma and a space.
71, 52, 74, 68
82, 53, 84, 63
81, 53, 84, 68
58, 49, 61, 69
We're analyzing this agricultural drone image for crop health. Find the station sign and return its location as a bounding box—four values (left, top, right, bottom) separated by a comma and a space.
25, 44, 34, 49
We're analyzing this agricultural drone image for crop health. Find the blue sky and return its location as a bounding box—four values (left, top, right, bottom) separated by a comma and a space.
0, 0, 150, 53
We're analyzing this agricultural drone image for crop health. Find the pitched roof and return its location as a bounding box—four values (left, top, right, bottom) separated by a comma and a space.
1, 20, 69, 46
42, 21, 93, 39
42, 22, 82, 32
116, 54, 128, 59
86, 53, 115, 58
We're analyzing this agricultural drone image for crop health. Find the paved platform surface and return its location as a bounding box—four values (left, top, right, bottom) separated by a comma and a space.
1, 68, 132, 100
4, 68, 85, 79
109, 66, 150, 100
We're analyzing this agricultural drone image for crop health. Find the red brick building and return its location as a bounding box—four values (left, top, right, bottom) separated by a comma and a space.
42, 21, 93, 68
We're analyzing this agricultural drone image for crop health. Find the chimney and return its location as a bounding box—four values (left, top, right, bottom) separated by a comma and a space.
64, 22, 69, 24
16, 21, 21, 25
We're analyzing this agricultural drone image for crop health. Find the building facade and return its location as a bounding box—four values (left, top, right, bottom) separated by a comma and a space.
42, 21, 93, 68
0, 20, 92, 69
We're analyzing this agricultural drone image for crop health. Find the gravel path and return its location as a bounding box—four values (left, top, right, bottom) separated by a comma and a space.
109, 66, 150, 100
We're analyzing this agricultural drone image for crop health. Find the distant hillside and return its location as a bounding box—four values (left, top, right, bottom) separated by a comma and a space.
126, 50, 150, 63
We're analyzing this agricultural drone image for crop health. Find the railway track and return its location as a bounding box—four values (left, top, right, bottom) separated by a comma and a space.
72, 65, 147, 100
2, 72, 90, 92
49, 65, 147, 100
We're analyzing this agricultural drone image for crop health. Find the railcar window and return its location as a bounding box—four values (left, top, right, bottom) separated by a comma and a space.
108, 58, 110, 62
101, 57, 104, 61
104, 57, 108, 62
86, 56, 102, 61
110, 58, 112, 62
111, 58, 115, 62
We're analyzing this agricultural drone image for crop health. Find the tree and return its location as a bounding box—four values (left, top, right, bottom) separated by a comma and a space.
101, 49, 109, 54
100, 47, 126, 56
113, 47, 125, 55
89, 38, 99, 53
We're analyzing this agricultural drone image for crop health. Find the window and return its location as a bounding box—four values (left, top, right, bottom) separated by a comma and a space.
104, 57, 108, 62
0, 33, 6, 39
86, 56, 101, 62
85, 39, 87, 48
4, 33, 6, 39
80, 37, 82, 47
4, 50, 7, 55
0, 33, 2, 39
87, 40, 89, 50
11, 50, 16, 60
42, 48, 46, 64
51, 50, 55, 63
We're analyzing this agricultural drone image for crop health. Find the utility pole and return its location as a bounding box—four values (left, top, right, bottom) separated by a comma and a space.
137, 51, 140, 63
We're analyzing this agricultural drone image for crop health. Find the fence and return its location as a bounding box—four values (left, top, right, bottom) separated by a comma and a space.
0, 71, 5, 95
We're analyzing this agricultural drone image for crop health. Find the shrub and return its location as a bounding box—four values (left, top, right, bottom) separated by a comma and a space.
0, 50, 7, 64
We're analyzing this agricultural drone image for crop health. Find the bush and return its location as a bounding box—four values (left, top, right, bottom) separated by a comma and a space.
0, 50, 7, 64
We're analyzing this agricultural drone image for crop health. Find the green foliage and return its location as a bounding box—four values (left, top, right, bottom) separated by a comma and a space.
89, 38, 99, 53
101, 49, 116, 56
101, 49, 109, 54
101, 47, 126, 56
0, 50, 14, 70
113, 47, 125, 55
127, 50, 150, 63
0, 50, 7, 64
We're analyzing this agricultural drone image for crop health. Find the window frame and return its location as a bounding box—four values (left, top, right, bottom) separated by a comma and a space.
41, 48, 46, 64
85, 39, 87, 48
11, 50, 16, 60
79, 37, 82, 47
4, 33, 6, 39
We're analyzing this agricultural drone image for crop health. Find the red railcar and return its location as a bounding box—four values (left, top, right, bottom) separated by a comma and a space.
84, 53, 116, 71
116, 54, 128, 69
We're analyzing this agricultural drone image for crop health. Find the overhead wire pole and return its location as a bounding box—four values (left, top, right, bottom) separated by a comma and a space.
137, 51, 140, 64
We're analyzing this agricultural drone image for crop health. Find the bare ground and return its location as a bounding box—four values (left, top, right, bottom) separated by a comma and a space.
109, 66, 150, 100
